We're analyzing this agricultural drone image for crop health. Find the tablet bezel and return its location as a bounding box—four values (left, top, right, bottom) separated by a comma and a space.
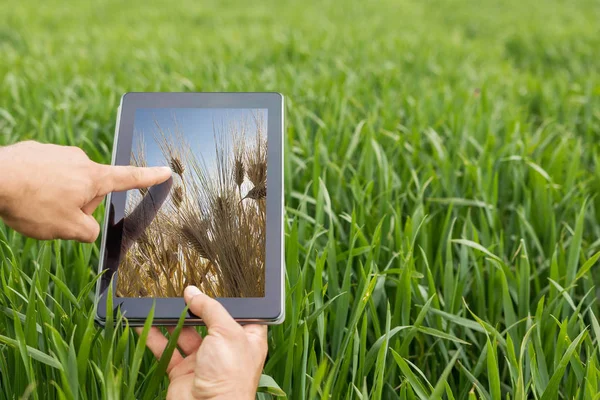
95, 92, 284, 325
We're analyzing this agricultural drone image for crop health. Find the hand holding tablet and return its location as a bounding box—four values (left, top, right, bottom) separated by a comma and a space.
96, 92, 285, 325
140, 286, 267, 399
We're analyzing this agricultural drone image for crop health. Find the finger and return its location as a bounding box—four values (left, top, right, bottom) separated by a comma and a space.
138, 327, 184, 374
82, 195, 105, 215
243, 324, 267, 338
166, 326, 203, 356
97, 165, 172, 194
184, 286, 239, 335
243, 324, 268, 361
168, 356, 197, 380
64, 212, 100, 243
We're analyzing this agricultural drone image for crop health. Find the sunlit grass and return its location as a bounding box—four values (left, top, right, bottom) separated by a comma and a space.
1, 0, 600, 398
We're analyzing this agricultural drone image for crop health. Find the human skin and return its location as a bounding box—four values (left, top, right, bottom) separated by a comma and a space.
139, 286, 268, 400
0, 140, 172, 242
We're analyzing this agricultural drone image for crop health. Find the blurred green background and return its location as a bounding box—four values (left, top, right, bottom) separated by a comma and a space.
1, 0, 600, 398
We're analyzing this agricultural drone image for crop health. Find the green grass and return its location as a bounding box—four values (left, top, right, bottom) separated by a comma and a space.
1, 0, 600, 398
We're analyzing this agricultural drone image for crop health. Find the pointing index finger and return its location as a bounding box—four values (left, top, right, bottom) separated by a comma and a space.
98, 165, 172, 194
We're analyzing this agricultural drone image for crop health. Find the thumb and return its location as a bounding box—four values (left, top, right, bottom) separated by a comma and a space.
69, 212, 101, 243
184, 286, 239, 334
97, 165, 172, 194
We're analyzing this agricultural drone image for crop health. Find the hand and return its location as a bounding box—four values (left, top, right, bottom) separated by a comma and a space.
140, 286, 268, 400
0, 140, 172, 242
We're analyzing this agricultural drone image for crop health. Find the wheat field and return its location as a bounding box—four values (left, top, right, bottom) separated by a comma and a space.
1, 0, 600, 399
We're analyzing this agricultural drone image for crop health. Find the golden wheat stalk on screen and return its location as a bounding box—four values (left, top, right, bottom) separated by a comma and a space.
116, 111, 266, 298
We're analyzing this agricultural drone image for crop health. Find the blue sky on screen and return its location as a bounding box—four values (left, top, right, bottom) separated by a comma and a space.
132, 108, 266, 171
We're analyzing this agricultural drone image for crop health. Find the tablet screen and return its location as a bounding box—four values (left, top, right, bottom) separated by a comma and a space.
116, 108, 267, 298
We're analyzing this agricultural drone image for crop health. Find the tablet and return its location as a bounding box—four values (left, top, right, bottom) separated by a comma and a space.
95, 92, 284, 325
